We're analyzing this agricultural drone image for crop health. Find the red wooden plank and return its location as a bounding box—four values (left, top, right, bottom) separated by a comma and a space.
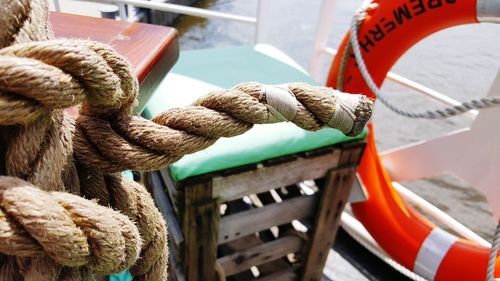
49, 12, 179, 113
50, 12, 178, 82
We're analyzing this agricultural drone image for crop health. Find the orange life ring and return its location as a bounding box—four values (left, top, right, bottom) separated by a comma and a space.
327, 0, 500, 280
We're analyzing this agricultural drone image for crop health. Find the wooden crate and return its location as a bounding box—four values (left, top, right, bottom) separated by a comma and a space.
145, 140, 366, 281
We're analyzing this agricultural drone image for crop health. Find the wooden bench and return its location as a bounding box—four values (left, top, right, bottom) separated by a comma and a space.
145, 140, 365, 281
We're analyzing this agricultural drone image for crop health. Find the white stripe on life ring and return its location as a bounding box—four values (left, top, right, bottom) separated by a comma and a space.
413, 228, 458, 280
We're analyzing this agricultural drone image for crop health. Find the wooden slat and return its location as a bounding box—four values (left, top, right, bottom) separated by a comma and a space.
266, 185, 303, 234
182, 184, 199, 281
256, 268, 297, 281
219, 197, 293, 277
219, 199, 281, 280
212, 151, 341, 201
218, 236, 303, 277
338, 143, 365, 167
218, 194, 318, 244
159, 168, 179, 214
222, 233, 291, 278
200, 199, 220, 281
145, 172, 184, 248
300, 167, 357, 281
182, 181, 219, 281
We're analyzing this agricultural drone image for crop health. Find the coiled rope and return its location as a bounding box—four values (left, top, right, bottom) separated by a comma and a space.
343, 4, 500, 119
345, 4, 500, 280
487, 222, 500, 281
0, 1, 373, 280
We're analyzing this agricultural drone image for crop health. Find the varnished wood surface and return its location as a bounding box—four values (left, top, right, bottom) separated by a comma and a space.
50, 12, 179, 112
50, 12, 178, 81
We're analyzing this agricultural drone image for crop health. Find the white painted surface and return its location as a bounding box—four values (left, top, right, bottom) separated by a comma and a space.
309, 0, 338, 80
254, 44, 309, 75
393, 182, 491, 247
255, 0, 272, 44
381, 71, 500, 220
413, 228, 458, 280
348, 175, 368, 203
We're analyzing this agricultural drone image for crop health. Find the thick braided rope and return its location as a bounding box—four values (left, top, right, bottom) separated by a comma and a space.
0, 1, 104, 279
0, 36, 166, 281
0, 40, 138, 126
0, 1, 162, 280
487, 221, 500, 281
0, 176, 142, 273
77, 171, 169, 280
347, 4, 500, 119
0, 1, 373, 280
0, 0, 53, 49
73, 82, 372, 172
0, 40, 371, 172
0, 39, 167, 281
0, 37, 372, 280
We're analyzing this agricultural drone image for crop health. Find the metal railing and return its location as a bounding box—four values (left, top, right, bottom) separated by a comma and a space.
393, 182, 491, 247
95, 0, 256, 23
53, 0, 265, 43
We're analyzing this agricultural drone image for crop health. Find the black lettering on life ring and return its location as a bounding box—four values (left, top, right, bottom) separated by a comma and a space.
356, 0, 457, 53
381, 17, 397, 33
428, 0, 444, 9
410, 0, 427, 16
393, 4, 413, 25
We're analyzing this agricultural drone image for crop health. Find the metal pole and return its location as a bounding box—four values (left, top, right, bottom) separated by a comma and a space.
82, 0, 256, 24
392, 182, 491, 247
308, 0, 337, 81
53, 0, 61, 12
255, 0, 272, 44
118, 3, 128, 21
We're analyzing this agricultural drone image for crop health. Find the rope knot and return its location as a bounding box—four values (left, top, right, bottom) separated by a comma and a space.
0, 40, 139, 125
0, 176, 142, 274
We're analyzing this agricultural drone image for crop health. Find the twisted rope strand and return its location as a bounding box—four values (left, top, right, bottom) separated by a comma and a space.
0, 40, 138, 125
0, 176, 142, 274
81, 172, 168, 281
0, 1, 373, 280
73, 82, 371, 172
487, 221, 500, 281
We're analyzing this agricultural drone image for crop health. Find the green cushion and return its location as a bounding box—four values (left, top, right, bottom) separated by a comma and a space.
143, 46, 367, 181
